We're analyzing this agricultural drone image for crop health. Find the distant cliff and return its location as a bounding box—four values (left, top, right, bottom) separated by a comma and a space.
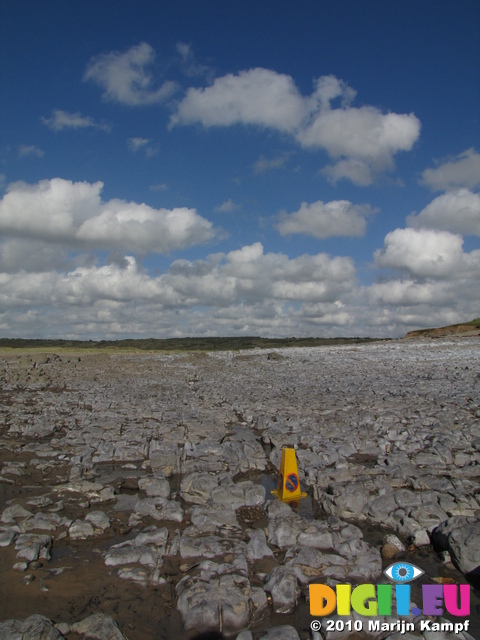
404, 318, 480, 339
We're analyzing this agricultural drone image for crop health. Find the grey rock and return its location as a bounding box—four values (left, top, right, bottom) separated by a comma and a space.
264, 566, 299, 614
70, 613, 128, 640
246, 528, 274, 561
117, 566, 151, 585
26, 512, 70, 532
0, 614, 65, 639
104, 541, 160, 567
432, 516, 480, 575
69, 520, 95, 539
382, 533, 406, 557
138, 475, 170, 498
180, 472, 220, 504
179, 533, 246, 563
297, 522, 334, 549
210, 480, 266, 509
267, 514, 302, 549
134, 526, 169, 547
322, 483, 371, 520
411, 529, 430, 546
85, 510, 110, 530
0, 529, 18, 547
335, 538, 383, 582
284, 546, 348, 583
408, 503, 449, 532
134, 496, 183, 521
15, 533, 52, 562
189, 503, 240, 534
176, 573, 256, 635
149, 442, 180, 476
1, 504, 33, 523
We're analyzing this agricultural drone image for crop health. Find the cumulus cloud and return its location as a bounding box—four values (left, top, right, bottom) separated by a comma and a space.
277, 200, 377, 239
171, 69, 420, 184
170, 68, 307, 131
0, 178, 217, 253
42, 109, 111, 132
84, 42, 177, 106
321, 159, 374, 186
407, 189, 480, 236
163, 243, 355, 305
364, 268, 480, 336
374, 228, 470, 278
368, 279, 453, 307
298, 103, 419, 163
0, 242, 356, 335
420, 148, 480, 191
1, 227, 478, 338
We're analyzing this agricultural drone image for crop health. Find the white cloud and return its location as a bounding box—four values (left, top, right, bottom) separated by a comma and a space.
374, 228, 469, 278
0, 178, 217, 253
368, 279, 453, 307
170, 68, 306, 131
127, 137, 158, 156
84, 42, 177, 106
363, 268, 480, 336
128, 137, 150, 151
407, 189, 480, 236
420, 148, 480, 191
171, 69, 421, 183
42, 109, 111, 132
18, 145, 44, 158
253, 153, 289, 175
1, 230, 478, 338
297, 104, 419, 165
0, 243, 356, 335
0, 239, 70, 273
214, 199, 240, 213
321, 159, 374, 186
277, 200, 377, 239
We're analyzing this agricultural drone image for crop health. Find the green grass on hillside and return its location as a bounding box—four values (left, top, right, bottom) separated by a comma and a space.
0, 335, 384, 353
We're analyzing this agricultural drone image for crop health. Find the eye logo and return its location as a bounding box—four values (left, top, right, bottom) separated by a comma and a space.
384, 562, 424, 583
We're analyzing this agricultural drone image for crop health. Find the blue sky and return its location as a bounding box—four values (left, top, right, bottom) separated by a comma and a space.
1, 0, 479, 338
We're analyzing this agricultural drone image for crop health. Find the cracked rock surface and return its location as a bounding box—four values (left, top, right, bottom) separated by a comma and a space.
0, 339, 479, 639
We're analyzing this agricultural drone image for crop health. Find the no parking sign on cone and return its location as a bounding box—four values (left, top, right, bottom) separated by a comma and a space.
271, 447, 307, 502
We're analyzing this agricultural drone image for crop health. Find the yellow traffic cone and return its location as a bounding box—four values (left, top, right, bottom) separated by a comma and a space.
271, 447, 307, 502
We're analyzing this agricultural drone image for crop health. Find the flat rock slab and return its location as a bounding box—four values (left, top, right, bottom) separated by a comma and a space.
432, 516, 480, 576
176, 572, 266, 635
70, 614, 129, 639
0, 614, 65, 639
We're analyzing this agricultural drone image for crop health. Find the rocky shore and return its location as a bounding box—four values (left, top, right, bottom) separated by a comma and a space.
0, 339, 479, 639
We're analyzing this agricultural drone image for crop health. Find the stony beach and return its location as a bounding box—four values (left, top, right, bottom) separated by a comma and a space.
0, 338, 479, 639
